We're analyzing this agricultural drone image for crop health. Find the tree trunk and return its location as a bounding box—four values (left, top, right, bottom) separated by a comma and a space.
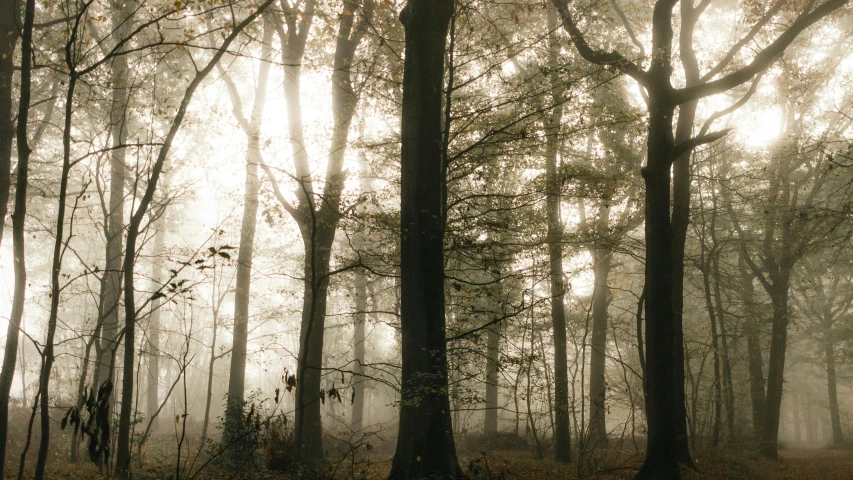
544, 4, 571, 463
484, 324, 500, 435
0, 0, 32, 473
824, 325, 844, 447
293, 226, 334, 466
351, 270, 367, 433
760, 283, 791, 459
94, 0, 132, 399
387, 1, 461, 478
0, 0, 17, 245
637, 82, 680, 478
147, 208, 166, 434
711, 252, 736, 441
739, 253, 765, 435
588, 246, 611, 448
34, 36, 80, 479
223, 15, 273, 446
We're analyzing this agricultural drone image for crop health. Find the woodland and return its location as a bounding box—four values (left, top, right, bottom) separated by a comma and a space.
1, 0, 853, 479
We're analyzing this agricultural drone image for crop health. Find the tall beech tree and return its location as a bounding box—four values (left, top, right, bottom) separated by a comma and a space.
387, 0, 462, 478
551, 0, 850, 475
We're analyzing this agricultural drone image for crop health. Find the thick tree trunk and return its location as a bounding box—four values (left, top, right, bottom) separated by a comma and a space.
637, 85, 681, 478
824, 327, 844, 447
0, 0, 33, 473
387, 1, 461, 478
588, 246, 611, 448
759, 283, 790, 459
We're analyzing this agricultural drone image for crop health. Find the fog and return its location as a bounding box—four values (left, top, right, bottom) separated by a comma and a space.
0, 0, 852, 479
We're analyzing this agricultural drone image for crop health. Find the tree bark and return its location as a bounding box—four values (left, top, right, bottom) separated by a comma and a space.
146, 203, 166, 434
0, 0, 32, 473
387, 1, 462, 478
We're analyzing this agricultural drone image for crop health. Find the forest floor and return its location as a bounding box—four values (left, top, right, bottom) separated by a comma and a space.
10, 438, 853, 479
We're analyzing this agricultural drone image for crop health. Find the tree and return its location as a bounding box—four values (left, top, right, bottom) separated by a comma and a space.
0, 0, 17, 246
551, 0, 850, 474
258, 0, 375, 466
387, 0, 463, 478
0, 0, 33, 474
220, 12, 274, 453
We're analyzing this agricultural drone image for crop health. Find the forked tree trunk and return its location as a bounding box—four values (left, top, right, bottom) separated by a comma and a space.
387, 1, 461, 478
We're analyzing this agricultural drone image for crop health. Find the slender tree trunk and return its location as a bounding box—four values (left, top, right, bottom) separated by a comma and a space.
387, 1, 461, 478
544, 5, 571, 463
223, 16, 273, 444
94, 0, 132, 398
147, 208, 166, 434
739, 253, 765, 435
0, 0, 33, 473
588, 245, 611, 448
824, 324, 844, 447
792, 392, 801, 443
0, 0, 17, 245
711, 252, 736, 441
290, 2, 372, 465
34, 39, 80, 480
701, 252, 722, 449
484, 324, 500, 435
293, 226, 334, 466
114, 6, 274, 474
351, 270, 367, 433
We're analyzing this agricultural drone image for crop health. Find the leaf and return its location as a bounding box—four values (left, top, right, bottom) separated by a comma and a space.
176, 415, 180, 424
218, 251, 231, 260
